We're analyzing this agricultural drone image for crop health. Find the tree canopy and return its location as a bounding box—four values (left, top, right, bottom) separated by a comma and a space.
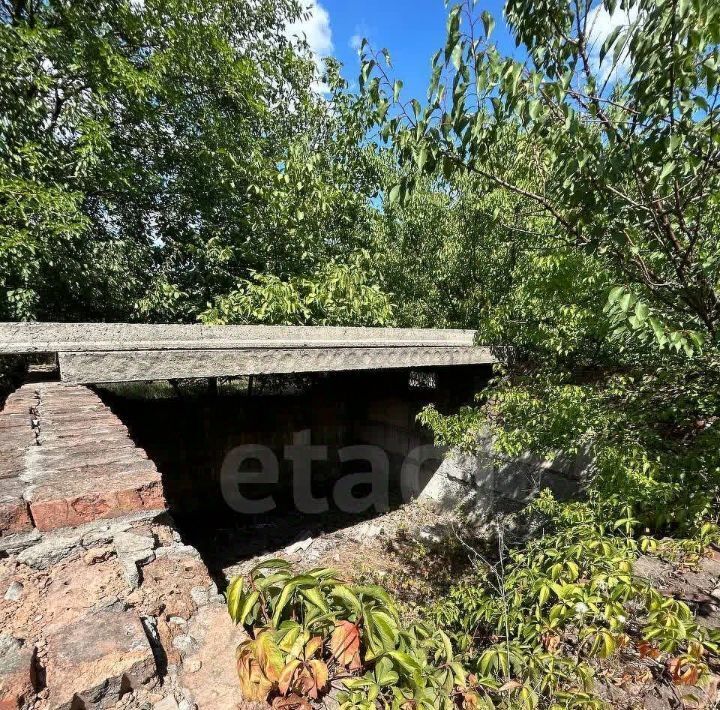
0, 0, 387, 323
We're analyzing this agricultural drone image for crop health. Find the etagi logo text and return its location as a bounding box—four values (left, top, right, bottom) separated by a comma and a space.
220, 431, 447, 514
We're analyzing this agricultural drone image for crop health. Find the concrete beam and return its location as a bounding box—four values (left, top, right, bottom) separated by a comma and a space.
58, 346, 496, 384
0, 323, 479, 352
0, 323, 499, 384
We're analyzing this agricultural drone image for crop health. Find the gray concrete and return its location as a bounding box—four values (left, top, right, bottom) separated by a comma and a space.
0, 323, 499, 384
419, 438, 592, 522
0, 323, 483, 351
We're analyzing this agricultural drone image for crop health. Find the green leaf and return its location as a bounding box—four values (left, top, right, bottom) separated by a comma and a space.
619, 292, 634, 313
299, 586, 330, 614
608, 286, 625, 304
658, 161, 675, 182
366, 610, 399, 651
635, 302, 649, 323
226, 576, 246, 623
251, 559, 291, 578
331, 585, 362, 613
481, 11, 495, 38
451, 41, 463, 71
388, 184, 402, 205
387, 650, 423, 676
237, 590, 260, 626
272, 581, 298, 627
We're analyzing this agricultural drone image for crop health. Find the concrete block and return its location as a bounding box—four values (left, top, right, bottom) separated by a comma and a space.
418, 471, 473, 512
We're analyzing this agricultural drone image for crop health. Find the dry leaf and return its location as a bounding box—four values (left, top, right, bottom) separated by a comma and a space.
277, 660, 301, 696
667, 657, 701, 686
329, 620, 362, 670
271, 694, 312, 709
638, 641, 661, 659
461, 690, 481, 708
237, 647, 274, 701
541, 633, 561, 654
499, 679, 523, 692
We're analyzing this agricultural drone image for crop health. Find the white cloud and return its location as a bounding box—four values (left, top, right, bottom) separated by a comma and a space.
587, 1, 639, 80
286, 1, 334, 76
349, 22, 373, 57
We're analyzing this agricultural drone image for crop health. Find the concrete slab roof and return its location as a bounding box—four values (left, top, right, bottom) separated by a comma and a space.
0, 323, 498, 384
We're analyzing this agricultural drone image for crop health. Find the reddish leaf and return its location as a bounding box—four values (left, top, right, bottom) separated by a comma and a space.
329, 620, 362, 670
638, 640, 661, 659
277, 659, 301, 696
667, 657, 701, 686
304, 659, 330, 699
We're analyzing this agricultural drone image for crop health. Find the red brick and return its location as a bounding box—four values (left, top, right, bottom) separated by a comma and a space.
0, 432, 34, 451
35, 412, 116, 428
2, 383, 168, 531
37, 448, 148, 472
0, 398, 37, 416
31, 440, 138, 460
0, 452, 25, 480
28, 470, 165, 531
0, 480, 32, 537
42, 426, 128, 440
36, 405, 107, 418
0, 415, 33, 431
31, 435, 133, 455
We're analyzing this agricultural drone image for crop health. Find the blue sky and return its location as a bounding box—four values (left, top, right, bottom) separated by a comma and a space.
290, 0, 515, 100
288, 1, 629, 100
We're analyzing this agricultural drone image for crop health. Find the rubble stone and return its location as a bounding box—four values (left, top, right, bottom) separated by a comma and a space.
0, 634, 35, 710
45, 608, 157, 710
3, 582, 23, 603
0, 479, 32, 537
179, 604, 246, 710
17, 532, 82, 571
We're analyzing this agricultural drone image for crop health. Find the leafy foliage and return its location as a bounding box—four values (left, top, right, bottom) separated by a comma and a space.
226, 560, 472, 709
426, 496, 720, 709
360, 0, 720, 538
226, 509, 720, 708
0, 0, 385, 323
363, 0, 720, 349
200, 251, 394, 326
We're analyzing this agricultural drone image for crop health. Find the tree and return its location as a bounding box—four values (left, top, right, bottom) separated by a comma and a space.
0, 0, 386, 323
363, 0, 720, 356
361, 0, 720, 533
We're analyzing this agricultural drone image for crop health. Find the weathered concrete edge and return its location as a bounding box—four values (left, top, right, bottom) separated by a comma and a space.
59, 347, 498, 384
0, 323, 483, 353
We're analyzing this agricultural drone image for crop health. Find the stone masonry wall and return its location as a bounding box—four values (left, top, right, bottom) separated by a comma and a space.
0, 384, 165, 538
0, 384, 248, 710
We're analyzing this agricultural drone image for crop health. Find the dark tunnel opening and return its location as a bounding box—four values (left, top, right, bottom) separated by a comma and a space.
95, 366, 492, 582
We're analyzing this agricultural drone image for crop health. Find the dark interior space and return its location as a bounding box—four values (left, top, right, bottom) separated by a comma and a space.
96, 365, 491, 579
